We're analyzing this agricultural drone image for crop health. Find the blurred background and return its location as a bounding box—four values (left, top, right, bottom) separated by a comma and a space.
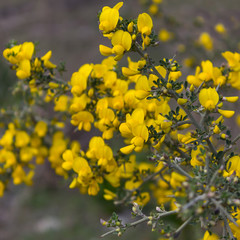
1, 0, 240, 239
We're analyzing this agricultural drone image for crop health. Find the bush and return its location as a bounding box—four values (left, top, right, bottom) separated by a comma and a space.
1, 1, 240, 239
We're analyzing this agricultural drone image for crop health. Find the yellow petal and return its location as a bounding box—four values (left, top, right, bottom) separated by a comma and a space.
218, 109, 235, 118
120, 144, 135, 154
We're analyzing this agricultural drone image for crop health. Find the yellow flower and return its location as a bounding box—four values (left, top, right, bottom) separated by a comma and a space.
3, 44, 22, 64
54, 95, 69, 112
86, 136, 105, 160
15, 131, 30, 148
199, 87, 219, 110
137, 13, 153, 49
215, 23, 226, 34
62, 149, 74, 171
100, 30, 132, 60
158, 29, 173, 42
190, 145, 205, 167
149, 4, 158, 15
71, 64, 93, 96
225, 155, 240, 177
135, 75, 151, 99
222, 51, 240, 71
34, 121, 48, 137
119, 108, 149, 154
155, 115, 172, 133
0, 129, 15, 147
187, 66, 203, 87
137, 13, 153, 36
71, 111, 94, 131
12, 165, 34, 186
17, 42, 34, 60
41, 51, 56, 69
88, 179, 100, 196
16, 59, 31, 79
0, 149, 16, 169
20, 147, 37, 162
73, 157, 93, 185
95, 144, 115, 171
3, 42, 34, 65
199, 32, 213, 51
99, 2, 123, 33
95, 108, 115, 138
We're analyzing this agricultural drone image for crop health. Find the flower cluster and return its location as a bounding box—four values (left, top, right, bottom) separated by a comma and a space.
1, 1, 240, 240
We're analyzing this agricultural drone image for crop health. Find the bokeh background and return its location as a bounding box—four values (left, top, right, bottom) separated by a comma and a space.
1, 0, 240, 239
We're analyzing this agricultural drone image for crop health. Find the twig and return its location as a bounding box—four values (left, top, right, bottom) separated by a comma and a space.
100, 210, 178, 237
171, 120, 192, 129
170, 162, 193, 180
173, 216, 193, 238
205, 156, 210, 182
205, 137, 218, 156
211, 199, 239, 227
181, 194, 207, 212
222, 210, 236, 240
208, 165, 223, 188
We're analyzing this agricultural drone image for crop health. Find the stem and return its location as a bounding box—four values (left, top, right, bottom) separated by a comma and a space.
100, 210, 178, 238
223, 218, 227, 238
171, 120, 192, 129
205, 137, 218, 156
223, 216, 235, 240
195, 81, 205, 94
133, 42, 165, 81
51, 76, 69, 86
100, 217, 148, 237
208, 165, 223, 187
211, 199, 239, 227
205, 156, 210, 182
173, 216, 193, 238
171, 162, 193, 180
155, 209, 178, 219
182, 194, 207, 212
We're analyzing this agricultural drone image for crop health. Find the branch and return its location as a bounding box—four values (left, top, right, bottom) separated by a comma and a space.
223, 215, 236, 240
181, 194, 207, 212
173, 216, 193, 238
171, 120, 192, 129
211, 199, 239, 227
100, 210, 178, 238
170, 162, 193, 180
